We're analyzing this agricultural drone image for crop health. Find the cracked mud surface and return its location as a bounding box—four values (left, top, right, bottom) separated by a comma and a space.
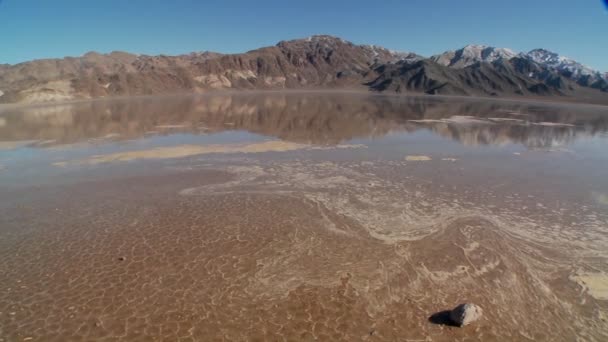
1, 159, 607, 341
1, 93, 608, 341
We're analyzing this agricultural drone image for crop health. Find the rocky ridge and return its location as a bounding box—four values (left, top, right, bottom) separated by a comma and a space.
0, 35, 606, 105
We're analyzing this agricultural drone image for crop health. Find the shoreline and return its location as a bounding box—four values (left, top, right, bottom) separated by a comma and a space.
1, 88, 608, 113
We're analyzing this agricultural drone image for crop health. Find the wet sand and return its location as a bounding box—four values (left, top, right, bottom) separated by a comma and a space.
1, 93, 608, 341
54, 141, 364, 166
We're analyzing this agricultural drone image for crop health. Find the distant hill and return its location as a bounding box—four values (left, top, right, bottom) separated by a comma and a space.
0, 35, 606, 105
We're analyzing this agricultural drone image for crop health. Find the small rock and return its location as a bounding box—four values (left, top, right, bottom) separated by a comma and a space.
449, 303, 482, 327
117, 256, 126, 261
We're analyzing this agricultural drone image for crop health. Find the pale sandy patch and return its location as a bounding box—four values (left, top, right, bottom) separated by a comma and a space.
54, 141, 365, 166
18, 80, 76, 104
405, 155, 432, 161
572, 273, 608, 300
441, 158, 458, 162
194, 74, 232, 88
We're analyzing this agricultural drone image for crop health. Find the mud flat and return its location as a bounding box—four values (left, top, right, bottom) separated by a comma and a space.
0, 158, 607, 341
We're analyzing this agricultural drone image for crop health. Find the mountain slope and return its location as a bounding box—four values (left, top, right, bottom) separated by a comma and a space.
367, 58, 566, 97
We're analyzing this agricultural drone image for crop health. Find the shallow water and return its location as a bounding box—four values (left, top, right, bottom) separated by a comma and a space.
1, 93, 607, 341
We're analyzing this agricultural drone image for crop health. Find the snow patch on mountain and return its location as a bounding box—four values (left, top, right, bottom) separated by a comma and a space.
460, 44, 517, 61
431, 45, 517, 68
363, 45, 422, 63
523, 49, 600, 78
432, 44, 606, 84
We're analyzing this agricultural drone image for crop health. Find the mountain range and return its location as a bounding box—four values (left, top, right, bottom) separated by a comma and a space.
0, 35, 606, 105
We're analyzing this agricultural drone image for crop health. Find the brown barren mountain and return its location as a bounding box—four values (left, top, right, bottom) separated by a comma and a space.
0, 35, 606, 105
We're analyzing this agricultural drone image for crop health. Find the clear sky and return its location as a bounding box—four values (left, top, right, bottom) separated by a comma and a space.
1, 0, 607, 71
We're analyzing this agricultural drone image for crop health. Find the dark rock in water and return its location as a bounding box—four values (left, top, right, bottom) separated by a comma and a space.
449, 303, 483, 327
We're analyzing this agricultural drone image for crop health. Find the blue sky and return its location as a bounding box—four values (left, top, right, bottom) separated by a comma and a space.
1, 0, 607, 71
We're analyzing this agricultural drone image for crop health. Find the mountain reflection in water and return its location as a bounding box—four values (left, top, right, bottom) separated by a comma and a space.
1, 93, 607, 149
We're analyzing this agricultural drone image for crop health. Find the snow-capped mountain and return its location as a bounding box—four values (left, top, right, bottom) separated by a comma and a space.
430, 44, 606, 90
361, 44, 424, 64
524, 49, 598, 78
430, 45, 517, 68
522, 48, 607, 86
